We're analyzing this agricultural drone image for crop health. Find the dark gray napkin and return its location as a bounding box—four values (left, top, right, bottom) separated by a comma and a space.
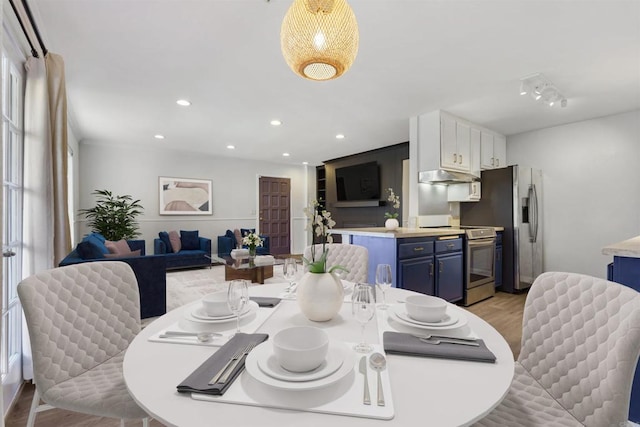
383, 331, 496, 363
177, 333, 268, 395
249, 296, 281, 307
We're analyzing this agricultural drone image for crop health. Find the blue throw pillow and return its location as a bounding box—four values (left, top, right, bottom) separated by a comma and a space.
240, 228, 256, 238
76, 241, 106, 260
181, 230, 200, 250
158, 231, 173, 253
82, 233, 109, 254
225, 229, 237, 248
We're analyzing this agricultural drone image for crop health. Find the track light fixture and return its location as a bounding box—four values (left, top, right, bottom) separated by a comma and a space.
519, 73, 567, 108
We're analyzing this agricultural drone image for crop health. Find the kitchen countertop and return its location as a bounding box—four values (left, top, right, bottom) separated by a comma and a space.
602, 235, 640, 258
330, 227, 466, 238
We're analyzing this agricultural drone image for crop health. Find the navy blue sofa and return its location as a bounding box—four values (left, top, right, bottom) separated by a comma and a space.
154, 235, 211, 270
59, 238, 167, 319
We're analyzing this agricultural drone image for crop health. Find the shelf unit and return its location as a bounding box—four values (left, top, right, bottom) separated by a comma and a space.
316, 165, 326, 207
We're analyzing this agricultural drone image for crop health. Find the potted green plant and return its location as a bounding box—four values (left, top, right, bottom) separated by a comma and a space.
79, 189, 144, 241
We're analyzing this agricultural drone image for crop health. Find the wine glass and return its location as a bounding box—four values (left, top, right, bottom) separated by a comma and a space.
352, 283, 376, 353
227, 279, 249, 335
375, 264, 393, 309
283, 258, 298, 294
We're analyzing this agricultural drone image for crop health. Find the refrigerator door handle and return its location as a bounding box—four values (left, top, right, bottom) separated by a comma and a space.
529, 184, 539, 243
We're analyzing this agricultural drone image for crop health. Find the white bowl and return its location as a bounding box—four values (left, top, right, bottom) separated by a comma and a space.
202, 291, 232, 317
273, 326, 329, 373
405, 294, 447, 323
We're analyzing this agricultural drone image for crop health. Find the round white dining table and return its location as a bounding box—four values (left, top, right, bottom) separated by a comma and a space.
124, 283, 514, 427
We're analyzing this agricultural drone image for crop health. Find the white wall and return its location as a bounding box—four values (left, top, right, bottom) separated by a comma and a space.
77, 143, 312, 254
507, 110, 640, 278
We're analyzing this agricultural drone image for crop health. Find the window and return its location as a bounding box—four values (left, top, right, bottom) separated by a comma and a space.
1, 29, 24, 412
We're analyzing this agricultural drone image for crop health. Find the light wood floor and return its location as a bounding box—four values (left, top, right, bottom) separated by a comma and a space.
5, 290, 527, 426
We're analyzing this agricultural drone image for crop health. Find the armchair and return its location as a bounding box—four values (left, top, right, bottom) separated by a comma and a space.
217, 228, 270, 256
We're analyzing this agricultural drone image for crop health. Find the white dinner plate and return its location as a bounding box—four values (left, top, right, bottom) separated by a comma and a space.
245, 341, 355, 390
390, 304, 458, 327
184, 300, 258, 324
257, 342, 345, 382
389, 304, 468, 331
190, 304, 251, 321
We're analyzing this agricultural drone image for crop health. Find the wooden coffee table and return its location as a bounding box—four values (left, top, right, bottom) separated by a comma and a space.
223, 257, 274, 284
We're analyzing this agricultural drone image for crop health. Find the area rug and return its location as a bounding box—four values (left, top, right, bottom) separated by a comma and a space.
166, 264, 287, 311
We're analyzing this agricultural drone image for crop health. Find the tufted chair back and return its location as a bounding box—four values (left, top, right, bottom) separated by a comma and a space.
18, 261, 141, 396
303, 243, 369, 283
518, 271, 640, 426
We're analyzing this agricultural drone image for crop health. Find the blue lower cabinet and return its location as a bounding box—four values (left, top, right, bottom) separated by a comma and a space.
436, 252, 463, 302
398, 256, 435, 295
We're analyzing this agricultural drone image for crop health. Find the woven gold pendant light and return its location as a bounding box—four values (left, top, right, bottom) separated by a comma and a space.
281, 0, 359, 81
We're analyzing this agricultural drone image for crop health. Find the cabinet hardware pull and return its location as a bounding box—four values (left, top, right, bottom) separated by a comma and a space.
458, 154, 463, 164
446, 243, 454, 249
491, 157, 494, 166
496, 159, 499, 166
439, 261, 443, 273
413, 247, 424, 252
429, 263, 434, 276
453, 153, 457, 163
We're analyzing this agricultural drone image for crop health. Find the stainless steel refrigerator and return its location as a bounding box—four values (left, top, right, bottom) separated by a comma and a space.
460, 165, 543, 293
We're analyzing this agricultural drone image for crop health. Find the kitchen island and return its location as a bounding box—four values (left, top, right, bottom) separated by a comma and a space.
602, 235, 640, 423
331, 227, 466, 302
602, 235, 640, 292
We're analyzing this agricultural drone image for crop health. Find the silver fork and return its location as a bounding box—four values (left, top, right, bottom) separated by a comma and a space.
218, 342, 257, 384
208, 346, 246, 385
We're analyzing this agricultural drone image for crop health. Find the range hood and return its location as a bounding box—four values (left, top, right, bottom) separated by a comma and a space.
419, 169, 477, 184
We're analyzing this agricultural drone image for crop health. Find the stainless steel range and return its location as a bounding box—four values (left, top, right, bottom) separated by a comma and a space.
464, 228, 497, 306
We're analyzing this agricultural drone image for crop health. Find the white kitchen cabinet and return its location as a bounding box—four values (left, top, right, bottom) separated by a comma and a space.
447, 182, 481, 202
440, 113, 472, 173
413, 110, 481, 178
480, 131, 507, 170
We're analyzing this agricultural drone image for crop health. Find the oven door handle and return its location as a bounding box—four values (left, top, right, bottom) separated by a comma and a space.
467, 238, 496, 247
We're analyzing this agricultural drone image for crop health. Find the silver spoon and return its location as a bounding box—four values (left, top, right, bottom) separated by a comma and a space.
159, 331, 220, 343
369, 352, 386, 407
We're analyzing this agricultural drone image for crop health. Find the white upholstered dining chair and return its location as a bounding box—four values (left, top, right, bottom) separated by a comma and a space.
474, 271, 640, 427
18, 261, 150, 427
303, 243, 369, 283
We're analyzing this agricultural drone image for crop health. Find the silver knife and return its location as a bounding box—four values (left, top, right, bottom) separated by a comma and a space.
359, 356, 371, 405
412, 334, 479, 343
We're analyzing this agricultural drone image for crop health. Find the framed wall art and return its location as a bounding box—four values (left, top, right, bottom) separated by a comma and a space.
159, 177, 212, 215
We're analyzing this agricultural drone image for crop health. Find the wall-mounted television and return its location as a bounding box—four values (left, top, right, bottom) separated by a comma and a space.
335, 161, 380, 201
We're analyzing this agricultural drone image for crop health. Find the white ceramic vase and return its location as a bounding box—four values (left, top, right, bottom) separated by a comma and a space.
385, 218, 399, 230
296, 272, 344, 322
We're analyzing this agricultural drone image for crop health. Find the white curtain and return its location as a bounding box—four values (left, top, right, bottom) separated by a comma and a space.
22, 52, 71, 379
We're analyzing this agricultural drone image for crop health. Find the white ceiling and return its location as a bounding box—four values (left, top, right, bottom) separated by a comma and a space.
27, 0, 640, 166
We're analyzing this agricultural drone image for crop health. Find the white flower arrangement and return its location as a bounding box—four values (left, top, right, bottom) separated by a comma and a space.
242, 232, 263, 248
384, 187, 400, 219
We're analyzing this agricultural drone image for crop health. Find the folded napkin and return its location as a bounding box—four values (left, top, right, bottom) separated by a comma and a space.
177, 333, 269, 395
249, 296, 281, 307
383, 331, 496, 363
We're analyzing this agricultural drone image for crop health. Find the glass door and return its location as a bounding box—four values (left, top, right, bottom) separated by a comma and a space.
1, 37, 24, 412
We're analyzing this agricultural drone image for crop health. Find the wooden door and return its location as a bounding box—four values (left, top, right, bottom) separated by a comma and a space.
258, 176, 290, 255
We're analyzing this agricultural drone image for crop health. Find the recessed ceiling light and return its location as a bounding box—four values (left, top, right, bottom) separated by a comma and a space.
176, 99, 191, 106
227, 145, 235, 150
270, 120, 282, 126
302, 161, 309, 165
282, 152, 290, 157
154, 134, 165, 139
336, 134, 345, 139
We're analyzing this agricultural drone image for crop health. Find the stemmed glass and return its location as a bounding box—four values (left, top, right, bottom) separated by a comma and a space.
227, 279, 249, 335
283, 258, 298, 294
352, 283, 376, 353
375, 264, 393, 309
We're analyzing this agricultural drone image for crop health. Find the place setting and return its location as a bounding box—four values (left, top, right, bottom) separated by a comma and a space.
148, 279, 282, 347
380, 294, 496, 363
189, 324, 395, 420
